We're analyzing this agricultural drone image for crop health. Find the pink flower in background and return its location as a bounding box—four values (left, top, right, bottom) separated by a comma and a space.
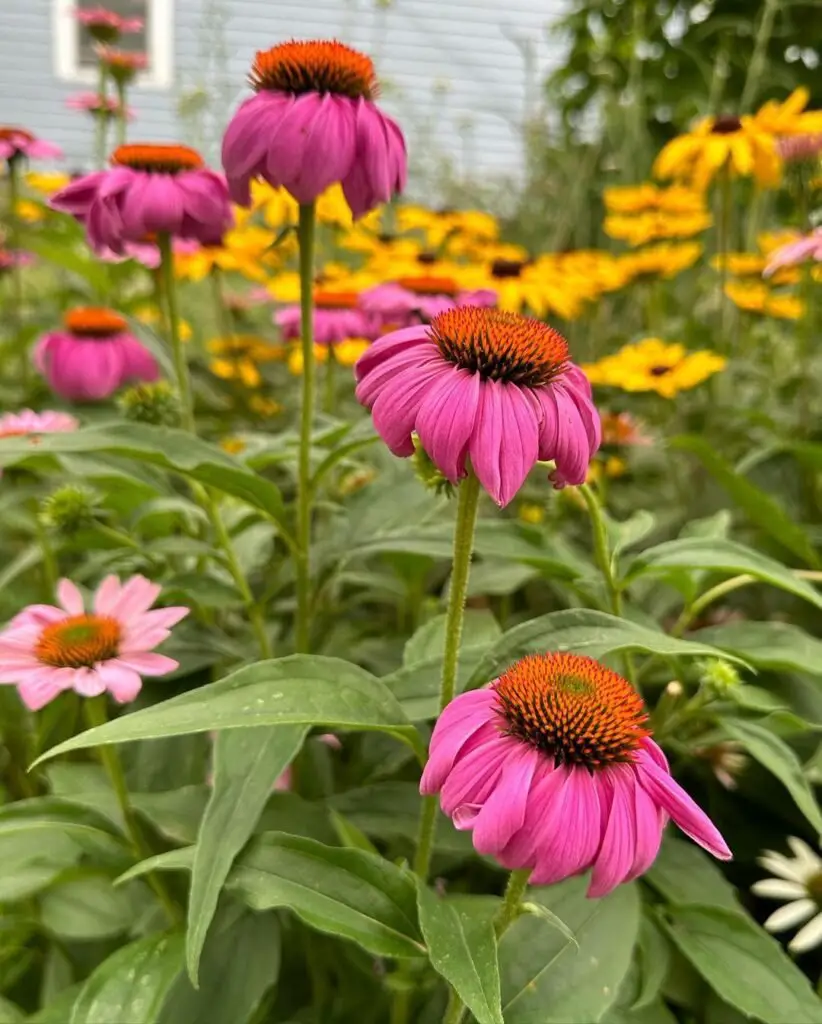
0, 127, 62, 163
35, 307, 158, 401
50, 143, 232, 254
777, 134, 822, 163
0, 250, 36, 272
73, 7, 143, 42
95, 45, 148, 83
421, 652, 731, 896
66, 93, 135, 120
93, 239, 161, 268
764, 228, 822, 276
276, 288, 368, 345
0, 409, 78, 438
356, 306, 600, 507
0, 575, 188, 710
359, 278, 497, 332
222, 39, 406, 217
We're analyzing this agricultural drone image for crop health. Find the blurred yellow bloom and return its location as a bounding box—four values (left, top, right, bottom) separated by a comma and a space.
724, 281, 804, 320
554, 250, 630, 294
653, 115, 781, 190
15, 199, 45, 223
711, 251, 799, 286
24, 171, 70, 195
583, 338, 726, 398
208, 335, 286, 388
333, 338, 370, 366
616, 243, 702, 284
605, 456, 628, 478
604, 211, 712, 246
289, 343, 329, 374
221, 437, 247, 455
757, 230, 802, 256
136, 307, 192, 342
518, 503, 544, 525
175, 226, 278, 283
344, 226, 422, 260
248, 394, 283, 417
604, 183, 706, 215
751, 88, 822, 137
266, 271, 301, 303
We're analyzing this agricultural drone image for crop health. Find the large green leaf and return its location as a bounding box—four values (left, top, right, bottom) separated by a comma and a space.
627, 538, 822, 610
499, 876, 640, 1023
645, 837, 742, 913
417, 887, 503, 1024
466, 609, 744, 692
34, 656, 422, 764
661, 906, 822, 1024
69, 933, 183, 1024
672, 436, 818, 567
0, 425, 288, 534
186, 726, 307, 985
228, 832, 424, 959
691, 621, 822, 675
720, 718, 822, 834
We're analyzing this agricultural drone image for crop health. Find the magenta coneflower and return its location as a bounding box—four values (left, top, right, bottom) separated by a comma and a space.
355, 306, 600, 507
95, 45, 148, 84
35, 307, 158, 401
0, 409, 78, 438
66, 93, 135, 121
73, 7, 143, 42
276, 289, 368, 344
359, 278, 497, 332
777, 134, 822, 163
222, 39, 406, 217
0, 127, 62, 164
49, 143, 232, 255
421, 652, 731, 896
0, 575, 187, 710
764, 227, 822, 276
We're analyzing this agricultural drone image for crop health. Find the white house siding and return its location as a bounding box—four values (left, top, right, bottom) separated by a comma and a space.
1, 0, 569, 187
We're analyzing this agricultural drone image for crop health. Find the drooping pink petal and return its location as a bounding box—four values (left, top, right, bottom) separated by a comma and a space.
420, 689, 498, 793
17, 672, 67, 711
112, 652, 178, 675
354, 325, 432, 380
415, 369, 481, 484
468, 380, 540, 506
529, 766, 603, 885
369, 360, 449, 457
69, 667, 107, 698
96, 662, 142, 703
471, 744, 540, 855
588, 769, 638, 897
440, 732, 516, 818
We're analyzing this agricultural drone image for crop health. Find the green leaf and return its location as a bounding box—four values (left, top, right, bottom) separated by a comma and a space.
229, 832, 424, 959
417, 887, 503, 1024
34, 656, 423, 765
40, 877, 139, 941
0, 425, 289, 538
329, 810, 380, 854
0, 995, 24, 1023
24, 235, 112, 292
499, 876, 640, 1023
661, 906, 822, 1024
672, 436, 819, 566
691, 621, 822, 676
69, 933, 183, 1024
627, 538, 822, 611
720, 718, 822, 835
645, 837, 742, 913
467, 609, 745, 692
186, 726, 307, 985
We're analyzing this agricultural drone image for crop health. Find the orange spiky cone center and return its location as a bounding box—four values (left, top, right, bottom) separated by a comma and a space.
250, 39, 377, 100
35, 615, 122, 668
110, 143, 203, 173
64, 307, 127, 338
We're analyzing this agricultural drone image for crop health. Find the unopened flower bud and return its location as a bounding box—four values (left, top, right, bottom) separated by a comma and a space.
699, 658, 741, 696
411, 435, 453, 497
39, 485, 98, 534
117, 380, 181, 427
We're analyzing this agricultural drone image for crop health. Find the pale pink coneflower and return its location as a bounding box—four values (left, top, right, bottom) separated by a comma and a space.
764, 227, 822, 277
0, 575, 188, 710
421, 652, 731, 896
0, 127, 62, 164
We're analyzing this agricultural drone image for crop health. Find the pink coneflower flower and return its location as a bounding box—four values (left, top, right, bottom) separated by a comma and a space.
359, 278, 498, 332
764, 227, 822, 276
0, 127, 62, 164
421, 652, 731, 896
355, 306, 600, 507
49, 143, 232, 255
73, 7, 143, 42
0, 575, 187, 710
0, 250, 36, 273
66, 93, 135, 120
276, 289, 368, 344
777, 134, 822, 163
35, 307, 158, 401
222, 39, 406, 217
0, 409, 78, 438
95, 45, 148, 84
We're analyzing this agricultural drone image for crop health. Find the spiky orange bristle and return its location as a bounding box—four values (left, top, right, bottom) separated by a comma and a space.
64, 307, 127, 337
429, 307, 569, 387
398, 275, 458, 297
110, 143, 203, 173
314, 289, 359, 309
35, 614, 122, 668
250, 40, 377, 100
494, 652, 649, 769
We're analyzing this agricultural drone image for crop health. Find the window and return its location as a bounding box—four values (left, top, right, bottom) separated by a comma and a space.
53, 0, 173, 89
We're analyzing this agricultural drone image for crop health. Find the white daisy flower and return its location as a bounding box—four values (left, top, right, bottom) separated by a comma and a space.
752, 837, 822, 954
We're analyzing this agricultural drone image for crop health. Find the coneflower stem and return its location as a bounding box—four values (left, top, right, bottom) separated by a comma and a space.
115, 81, 128, 147
157, 233, 194, 431
739, 0, 778, 113
295, 201, 317, 653
6, 158, 27, 388
414, 470, 481, 881
717, 163, 732, 344
322, 353, 336, 415
95, 63, 109, 169
85, 696, 181, 926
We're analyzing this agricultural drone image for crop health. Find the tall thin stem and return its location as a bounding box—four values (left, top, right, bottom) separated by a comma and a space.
413, 471, 481, 881
717, 164, 732, 345
158, 233, 193, 431
294, 202, 316, 653
115, 81, 128, 147
85, 697, 181, 925
6, 158, 27, 388
740, 0, 779, 113
95, 63, 109, 169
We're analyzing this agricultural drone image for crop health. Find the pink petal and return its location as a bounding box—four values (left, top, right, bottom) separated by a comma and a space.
440, 732, 516, 818
96, 662, 142, 703
420, 689, 497, 794
471, 744, 540, 855
69, 667, 107, 698
588, 769, 637, 897
354, 325, 433, 381
468, 380, 540, 507
112, 653, 178, 676
101, 575, 160, 621
416, 369, 481, 484
94, 576, 122, 616
369, 360, 448, 457
529, 766, 603, 885
288, 95, 357, 203
56, 579, 84, 616
17, 671, 67, 711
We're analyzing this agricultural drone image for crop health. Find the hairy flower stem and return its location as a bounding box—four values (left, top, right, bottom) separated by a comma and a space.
85, 696, 181, 925
158, 234, 193, 431
6, 159, 27, 388
413, 470, 481, 881
115, 81, 128, 146
95, 63, 109, 169
717, 164, 733, 345
295, 202, 317, 653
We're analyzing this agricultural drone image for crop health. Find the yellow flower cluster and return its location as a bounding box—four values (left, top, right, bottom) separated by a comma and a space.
584, 339, 726, 398
604, 184, 712, 247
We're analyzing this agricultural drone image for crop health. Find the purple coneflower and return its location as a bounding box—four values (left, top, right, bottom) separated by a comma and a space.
356, 306, 600, 507
0, 127, 62, 164
276, 288, 368, 345
421, 652, 731, 896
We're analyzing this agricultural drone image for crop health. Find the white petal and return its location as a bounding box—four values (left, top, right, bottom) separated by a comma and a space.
789, 912, 822, 953
787, 837, 822, 873
758, 852, 806, 883
751, 878, 808, 900
764, 899, 817, 932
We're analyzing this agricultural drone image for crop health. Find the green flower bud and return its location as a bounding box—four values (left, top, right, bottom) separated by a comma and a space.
699, 658, 741, 696
411, 435, 453, 498
39, 485, 98, 535
117, 380, 181, 427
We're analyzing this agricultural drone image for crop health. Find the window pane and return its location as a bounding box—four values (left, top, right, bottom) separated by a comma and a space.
76, 0, 149, 67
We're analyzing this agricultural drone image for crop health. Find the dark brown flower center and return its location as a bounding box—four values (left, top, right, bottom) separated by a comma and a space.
711, 115, 742, 135
491, 259, 527, 279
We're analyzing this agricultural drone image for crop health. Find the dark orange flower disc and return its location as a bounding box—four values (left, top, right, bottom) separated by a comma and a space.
35, 614, 122, 668
250, 40, 377, 100
64, 307, 128, 338
110, 143, 204, 174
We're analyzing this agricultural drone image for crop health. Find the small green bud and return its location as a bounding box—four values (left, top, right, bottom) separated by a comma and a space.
411, 435, 453, 497
699, 658, 741, 696
39, 485, 98, 535
117, 380, 181, 427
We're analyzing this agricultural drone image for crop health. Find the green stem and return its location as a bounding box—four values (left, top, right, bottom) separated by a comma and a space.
413, 471, 481, 881
7, 159, 27, 388
441, 989, 466, 1024
115, 81, 127, 147
34, 514, 58, 600
294, 202, 316, 653
322, 353, 336, 415
84, 697, 181, 925
717, 164, 732, 345
158, 233, 194, 431
95, 63, 109, 169
799, 263, 814, 435
740, 0, 779, 112
494, 868, 531, 937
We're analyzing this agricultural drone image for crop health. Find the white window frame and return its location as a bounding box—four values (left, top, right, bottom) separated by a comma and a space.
52, 0, 174, 90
